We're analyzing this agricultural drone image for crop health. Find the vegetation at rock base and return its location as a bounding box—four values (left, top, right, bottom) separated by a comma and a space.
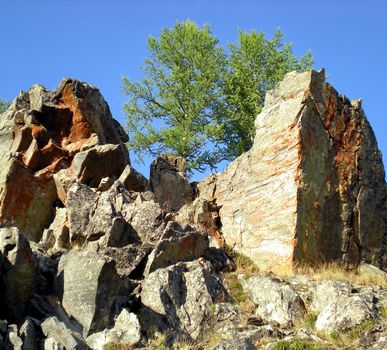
0, 98, 10, 113
271, 339, 319, 350
123, 20, 313, 173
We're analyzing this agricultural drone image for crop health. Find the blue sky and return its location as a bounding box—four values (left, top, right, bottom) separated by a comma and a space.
1, 0, 386, 180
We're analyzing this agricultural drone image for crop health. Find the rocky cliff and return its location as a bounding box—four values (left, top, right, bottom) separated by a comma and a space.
179, 69, 387, 272
0, 72, 386, 349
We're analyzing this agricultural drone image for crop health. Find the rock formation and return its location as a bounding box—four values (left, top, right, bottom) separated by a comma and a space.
182, 69, 387, 272
0, 72, 386, 349
0, 79, 129, 242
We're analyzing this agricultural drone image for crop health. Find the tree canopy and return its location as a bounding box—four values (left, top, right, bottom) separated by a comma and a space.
123, 21, 313, 174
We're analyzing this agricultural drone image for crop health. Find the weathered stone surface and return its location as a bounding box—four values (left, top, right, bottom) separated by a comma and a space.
19, 318, 38, 350
40, 208, 69, 251
359, 319, 387, 350
212, 338, 256, 350
194, 69, 387, 271
118, 165, 149, 192
0, 78, 129, 241
0, 227, 39, 322
41, 316, 88, 350
140, 259, 229, 340
310, 280, 353, 312
86, 309, 140, 350
55, 250, 127, 337
120, 191, 166, 244
176, 197, 223, 247
315, 292, 377, 331
242, 275, 306, 327
66, 183, 98, 245
150, 154, 194, 212
144, 221, 209, 275
0, 157, 57, 242
100, 245, 149, 278
68, 144, 128, 188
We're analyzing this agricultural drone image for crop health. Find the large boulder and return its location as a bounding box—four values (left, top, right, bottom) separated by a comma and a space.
150, 154, 194, 212
140, 259, 229, 341
242, 275, 306, 327
0, 78, 129, 242
144, 221, 209, 275
0, 227, 39, 322
55, 250, 129, 337
193, 69, 387, 271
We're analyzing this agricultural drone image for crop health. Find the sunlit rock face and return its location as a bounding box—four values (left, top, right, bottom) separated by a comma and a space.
193, 70, 386, 272
0, 79, 129, 242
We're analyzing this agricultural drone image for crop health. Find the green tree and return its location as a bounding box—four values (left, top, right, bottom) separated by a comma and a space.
123, 23, 313, 174
0, 99, 10, 113
122, 20, 226, 173
219, 29, 313, 160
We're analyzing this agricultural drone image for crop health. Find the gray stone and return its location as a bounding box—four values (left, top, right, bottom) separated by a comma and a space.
140, 259, 229, 340
144, 221, 209, 275
121, 191, 165, 244
242, 275, 306, 327
66, 183, 98, 245
41, 316, 88, 350
55, 250, 127, 337
315, 292, 377, 332
19, 318, 38, 350
310, 280, 353, 312
70, 144, 128, 188
40, 207, 69, 251
118, 165, 149, 192
5, 324, 23, 350
212, 338, 256, 350
0, 227, 39, 322
86, 309, 140, 350
150, 154, 193, 212
359, 319, 387, 350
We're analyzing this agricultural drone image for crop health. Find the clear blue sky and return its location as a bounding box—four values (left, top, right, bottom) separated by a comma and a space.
1, 0, 386, 180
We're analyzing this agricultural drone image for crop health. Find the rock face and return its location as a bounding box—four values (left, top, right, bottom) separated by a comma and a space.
0, 79, 129, 242
192, 70, 387, 271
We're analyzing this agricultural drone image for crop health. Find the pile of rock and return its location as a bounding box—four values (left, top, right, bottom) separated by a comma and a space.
0, 70, 386, 349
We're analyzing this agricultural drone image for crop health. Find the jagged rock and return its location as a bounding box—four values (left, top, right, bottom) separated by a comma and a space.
86, 309, 140, 350
100, 245, 149, 278
41, 316, 88, 350
0, 227, 39, 322
193, 70, 387, 271
310, 280, 353, 312
242, 276, 306, 327
4, 324, 23, 350
140, 259, 229, 341
359, 319, 387, 350
0, 157, 58, 242
0, 78, 130, 241
18, 318, 38, 350
120, 191, 166, 244
144, 221, 209, 275
40, 208, 69, 250
118, 165, 149, 192
97, 177, 115, 192
212, 338, 256, 350
150, 154, 194, 212
55, 250, 129, 337
43, 338, 65, 350
176, 197, 224, 246
315, 291, 377, 331
67, 144, 127, 188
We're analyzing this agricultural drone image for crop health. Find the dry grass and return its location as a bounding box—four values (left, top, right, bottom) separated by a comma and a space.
276, 262, 387, 288
224, 244, 259, 275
